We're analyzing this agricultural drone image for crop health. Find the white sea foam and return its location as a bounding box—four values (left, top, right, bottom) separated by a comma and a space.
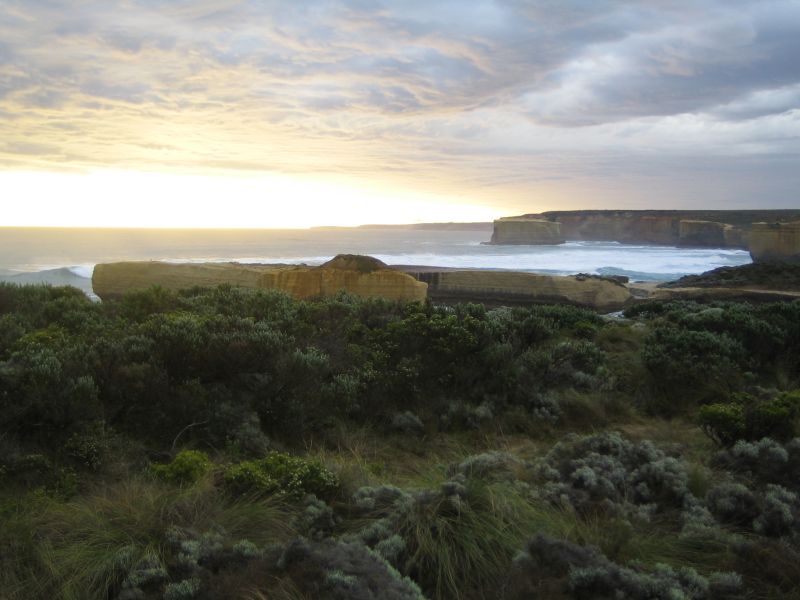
67, 265, 94, 278
183, 243, 751, 281
4, 233, 752, 283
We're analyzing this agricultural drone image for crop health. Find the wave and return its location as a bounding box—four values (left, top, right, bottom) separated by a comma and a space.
67, 265, 94, 279
3, 240, 752, 285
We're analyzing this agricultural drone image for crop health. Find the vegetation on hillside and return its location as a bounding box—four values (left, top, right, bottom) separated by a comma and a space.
2, 282, 800, 599
661, 262, 800, 290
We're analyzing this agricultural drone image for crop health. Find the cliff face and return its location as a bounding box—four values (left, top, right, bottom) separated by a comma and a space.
404, 270, 632, 312
486, 210, 800, 248
555, 214, 679, 245
489, 217, 565, 245
749, 221, 800, 263
677, 220, 747, 248
92, 256, 428, 302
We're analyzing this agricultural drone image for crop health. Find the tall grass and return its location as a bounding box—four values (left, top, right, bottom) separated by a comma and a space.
396, 479, 539, 600
1, 476, 297, 600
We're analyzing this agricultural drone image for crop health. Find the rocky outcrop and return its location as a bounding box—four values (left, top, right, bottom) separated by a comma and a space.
749, 221, 800, 263
403, 270, 632, 312
489, 217, 565, 245
92, 255, 428, 302
489, 210, 800, 249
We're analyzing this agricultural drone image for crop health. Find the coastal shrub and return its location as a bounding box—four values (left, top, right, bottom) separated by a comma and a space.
114, 285, 183, 322
448, 451, 526, 482
705, 483, 760, 526
712, 438, 800, 492
484, 306, 555, 346
699, 403, 746, 447
0, 330, 103, 444
508, 534, 742, 600
642, 325, 746, 412
706, 482, 799, 538
748, 391, 800, 441
537, 432, 698, 521
753, 484, 798, 537
701, 391, 800, 447
62, 422, 110, 471
0, 313, 27, 358
628, 300, 800, 382
223, 452, 339, 499
151, 450, 213, 485
271, 538, 426, 600
0, 452, 79, 497
295, 495, 339, 540
389, 411, 425, 435
163, 577, 202, 600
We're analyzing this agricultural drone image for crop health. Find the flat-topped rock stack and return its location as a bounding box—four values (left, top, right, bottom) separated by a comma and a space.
92, 255, 428, 303
92, 254, 635, 312
489, 217, 565, 245
400, 269, 632, 312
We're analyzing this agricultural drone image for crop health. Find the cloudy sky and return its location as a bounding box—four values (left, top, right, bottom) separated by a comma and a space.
1, 0, 799, 226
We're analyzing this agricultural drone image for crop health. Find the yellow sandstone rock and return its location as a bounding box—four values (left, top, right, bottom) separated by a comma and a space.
749, 221, 800, 263
489, 217, 565, 245
92, 255, 428, 303
407, 270, 632, 312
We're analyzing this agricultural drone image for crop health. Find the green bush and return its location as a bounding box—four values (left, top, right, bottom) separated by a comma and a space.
749, 391, 800, 441
700, 392, 800, 446
223, 452, 338, 499
699, 403, 746, 447
642, 326, 745, 413
151, 450, 212, 485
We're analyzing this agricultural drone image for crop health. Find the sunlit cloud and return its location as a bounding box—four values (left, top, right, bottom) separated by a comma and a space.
1, 0, 798, 226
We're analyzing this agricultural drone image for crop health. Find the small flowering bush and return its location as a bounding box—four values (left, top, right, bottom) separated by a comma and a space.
151, 450, 212, 485
223, 451, 338, 499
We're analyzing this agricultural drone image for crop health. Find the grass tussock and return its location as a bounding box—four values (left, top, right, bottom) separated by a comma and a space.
2, 476, 297, 600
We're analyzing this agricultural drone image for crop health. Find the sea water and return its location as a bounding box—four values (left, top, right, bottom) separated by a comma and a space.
0, 227, 751, 286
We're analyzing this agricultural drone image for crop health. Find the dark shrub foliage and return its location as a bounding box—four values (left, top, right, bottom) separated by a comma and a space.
508, 534, 741, 600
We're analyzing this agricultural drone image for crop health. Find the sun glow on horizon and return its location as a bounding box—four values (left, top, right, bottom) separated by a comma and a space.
0, 170, 505, 228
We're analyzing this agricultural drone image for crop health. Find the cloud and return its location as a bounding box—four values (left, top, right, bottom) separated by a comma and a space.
0, 0, 798, 210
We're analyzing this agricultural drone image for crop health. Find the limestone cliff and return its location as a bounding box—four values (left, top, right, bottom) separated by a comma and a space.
489, 217, 565, 245
677, 220, 747, 248
488, 210, 800, 249
92, 255, 428, 302
555, 214, 679, 245
403, 270, 632, 312
749, 221, 800, 263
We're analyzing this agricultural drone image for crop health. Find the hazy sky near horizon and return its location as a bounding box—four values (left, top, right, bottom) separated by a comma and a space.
1, 0, 799, 226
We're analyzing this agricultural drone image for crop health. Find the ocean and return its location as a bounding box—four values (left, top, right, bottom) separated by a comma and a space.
0, 227, 752, 294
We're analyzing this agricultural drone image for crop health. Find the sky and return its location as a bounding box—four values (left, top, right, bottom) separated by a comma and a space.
1, 0, 799, 227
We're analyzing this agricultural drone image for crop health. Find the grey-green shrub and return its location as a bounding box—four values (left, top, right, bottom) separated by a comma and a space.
537, 432, 698, 520
509, 534, 741, 600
